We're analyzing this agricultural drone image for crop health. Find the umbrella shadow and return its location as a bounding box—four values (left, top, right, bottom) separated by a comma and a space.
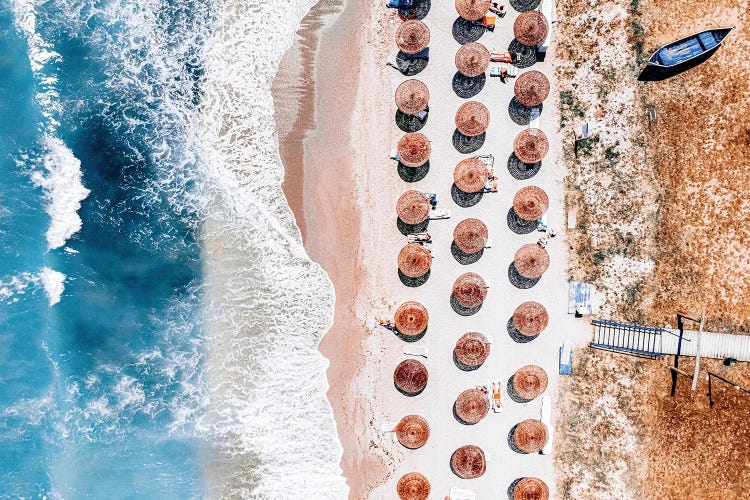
397, 217, 429, 236
452, 17, 485, 44
397, 160, 430, 183
453, 129, 486, 154
452, 400, 479, 425
399, 269, 430, 287
451, 184, 484, 208
508, 97, 542, 126
508, 40, 537, 68
507, 207, 538, 234
450, 294, 482, 316
507, 478, 523, 500
508, 263, 540, 289
507, 375, 534, 403
506, 317, 537, 344
507, 153, 541, 180
395, 382, 426, 397
411, 0, 431, 19
452, 72, 486, 99
396, 51, 429, 76
396, 109, 428, 132
451, 241, 484, 265
395, 329, 426, 343
509, 0, 541, 11
453, 350, 483, 372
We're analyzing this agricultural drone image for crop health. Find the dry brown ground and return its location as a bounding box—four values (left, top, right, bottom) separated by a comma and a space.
556, 0, 750, 498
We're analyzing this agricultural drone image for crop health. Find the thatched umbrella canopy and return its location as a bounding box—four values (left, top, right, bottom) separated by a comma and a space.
398, 132, 431, 167
397, 20, 430, 54
396, 415, 430, 449
513, 186, 549, 221
514, 70, 550, 107
395, 79, 430, 115
397, 472, 431, 500
394, 301, 429, 336
397, 190, 430, 225
513, 11, 548, 46
454, 332, 491, 369
455, 0, 490, 21
398, 243, 432, 278
512, 301, 549, 336
513, 478, 550, 500
455, 388, 490, 424
453, 218, 488, 254
394, 359, 428, 395
450, 445, 486, 479
452, 272, 488, 309
453, 157, 489, 193
513, 419, 548, 454
455, 101, 490, 137
455, 42, 490, 77
513, 129, 549, 164
514, 244, 549, 279
513, 365, 549, 400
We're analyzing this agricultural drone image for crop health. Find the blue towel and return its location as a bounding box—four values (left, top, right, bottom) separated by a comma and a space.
387, 0, 413, 8
406, 47, 429, 60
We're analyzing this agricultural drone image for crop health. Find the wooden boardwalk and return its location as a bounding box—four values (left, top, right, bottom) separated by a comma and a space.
660, 329, 750, 362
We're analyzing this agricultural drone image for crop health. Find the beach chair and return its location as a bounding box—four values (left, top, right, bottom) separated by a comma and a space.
484, 238, 493, 249
428, 208, 451, 220
414, 109, 428, 121
484, 334, 494, 344
540, 396, 553, 455
449, 487, 477, 500
403, 345, 428, 358
471, 15, 496, 31
538, 0, 556, 52
489, 64, 518, 77
529, 106, 542, 129
559, 340, 573, 375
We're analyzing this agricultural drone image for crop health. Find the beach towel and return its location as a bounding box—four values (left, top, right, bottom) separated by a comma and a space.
387, 0, 413, 8
405, 47, 429, 60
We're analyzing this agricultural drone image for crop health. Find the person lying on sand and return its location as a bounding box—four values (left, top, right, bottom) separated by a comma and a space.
490, 51, 517, 63
377, 318, 397, 331
498, 66, 510, 83
407, 232, 432, 244
482, 179, 499, 193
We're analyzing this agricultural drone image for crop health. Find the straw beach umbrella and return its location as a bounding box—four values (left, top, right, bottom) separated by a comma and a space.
395, 79, 430, 115
514, 11, 548, 46
513, 478, 550, 500
514, 71, 550, 107
455, 0, 490, 21
397, 472, 430, 500
394, 359, 428, 395
513, 129, 549, 163
455, 42, 490, 77
454, 332, 491, 369
513, 186, 549, 221
398, 243, 432, 278
455, 101, 490, 137
397, 190, 430, 225
397, 20, 430, 54
453, 157, 489, 193
512, 301, 549, 336
514, 244, 550, 279
513, 419, 548, 454
450, 445, 487, 479
453, 218, 488, 254
395, 415, 430, 449
452, 272, 488, 309
398, 133, 431, 167
513, 365, 548, 400
394, 301, 429, 337
455, 388, 490, 424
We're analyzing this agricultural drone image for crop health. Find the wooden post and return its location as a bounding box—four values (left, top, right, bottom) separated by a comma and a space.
691, 307, 706, 391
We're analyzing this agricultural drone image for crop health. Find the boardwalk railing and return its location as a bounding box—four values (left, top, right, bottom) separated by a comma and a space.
589, 319, 666, 358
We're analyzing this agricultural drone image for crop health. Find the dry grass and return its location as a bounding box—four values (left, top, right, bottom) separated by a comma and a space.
556, 0, 750, 498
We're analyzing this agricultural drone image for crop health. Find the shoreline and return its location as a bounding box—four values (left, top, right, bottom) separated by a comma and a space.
273, 0, 393, 497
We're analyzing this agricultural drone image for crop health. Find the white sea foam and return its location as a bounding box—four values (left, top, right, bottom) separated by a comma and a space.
11, 0, 89, 251
30, 137, 90, 250
0, 268, 65, 306
39, 266, 65, 306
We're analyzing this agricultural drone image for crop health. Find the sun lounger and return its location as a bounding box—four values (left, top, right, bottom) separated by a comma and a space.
540, 396, 553, 455
560, 340, 573, 375
476, 153, 494, 169
484, 335, 494, 344
484, 238, 493, 249
428, 208, 451, 220
449, 487, 477, 500
403, 345, 428, 358
529, 106, 542, 129
414, 109, 428, 120
489, 64, 518, 77
538, 0, 556, 52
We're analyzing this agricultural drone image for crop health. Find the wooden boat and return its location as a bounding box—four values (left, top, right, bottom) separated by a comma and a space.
648, 27, 733, 69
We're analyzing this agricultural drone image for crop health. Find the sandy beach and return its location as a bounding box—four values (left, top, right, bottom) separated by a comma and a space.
275, 0, 595, 497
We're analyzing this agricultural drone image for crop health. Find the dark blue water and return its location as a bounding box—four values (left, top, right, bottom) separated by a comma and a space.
0, 1, 211, 496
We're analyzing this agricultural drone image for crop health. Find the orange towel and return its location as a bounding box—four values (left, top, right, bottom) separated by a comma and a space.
484, 15, 496, 26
